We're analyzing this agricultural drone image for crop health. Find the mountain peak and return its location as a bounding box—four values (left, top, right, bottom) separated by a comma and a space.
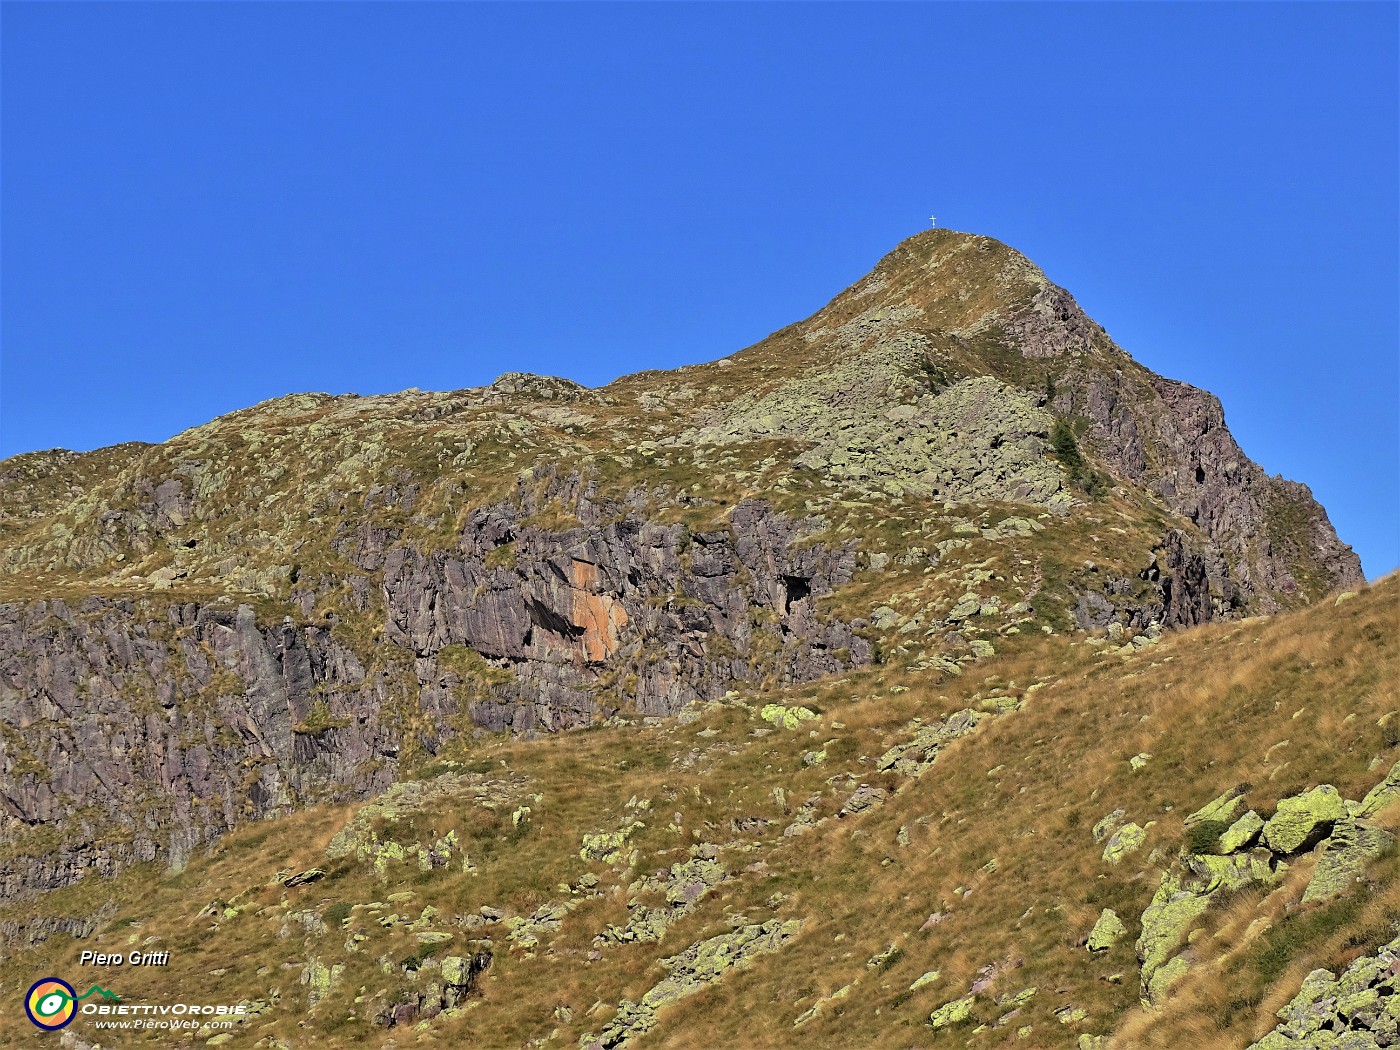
0, 230, 1359, 616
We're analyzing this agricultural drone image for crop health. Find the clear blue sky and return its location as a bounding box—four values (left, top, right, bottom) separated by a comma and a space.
3, 3, 1396, 578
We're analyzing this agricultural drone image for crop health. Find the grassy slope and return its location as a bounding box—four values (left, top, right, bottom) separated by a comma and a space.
1, 576, 1393, 1049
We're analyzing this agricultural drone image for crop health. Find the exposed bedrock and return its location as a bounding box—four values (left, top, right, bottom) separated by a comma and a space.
0, 495, 867, 897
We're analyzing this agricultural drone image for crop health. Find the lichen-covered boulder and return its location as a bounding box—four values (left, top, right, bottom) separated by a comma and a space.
793, 983, 852, 1027
997, 986, 1037, 1009
300, 956, 344, 1006
1218, 810, 1265, 854
597, 846, 727, 946
1185, 787, 1247, 828
507, 900, 574, 948
599, 908, 673, 946
1185, 849, 1279, 894
947, 593, 982, 622
580, 822, 644, 864
1145, 955, 1190, 1003
581, 919, 803, 1048
1087, 909, 1128, 952
1136, 871, 1210, 999
1092, 809, 1125, 843
440, 951, 491, 1008
1301, 820, 1396, 903
1247, 933, 1400, 1048
759, 704, 818, 730
1245, 1030, 1302, 1049
876, 708, 984, 775
1273, 968, 1340, 1039
1102, 822, 1146, 863
1136, 840, 1285, 1004
325, 777, 479, 878
661, 855, 727, 906
929, 994, 976, 1029
977, 693, 1019, 714
840, 784, 889, 817
1349, 759, 1400, 818
1262, 786, 1346, 853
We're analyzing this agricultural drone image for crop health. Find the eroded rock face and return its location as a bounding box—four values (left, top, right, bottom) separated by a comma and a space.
767, 228, 1363, 606
1072, 527, 1244, 634
374, 494, 870, 731
0, 909, 113, 964
0, 490, 870, 897
0, 596, 390, 898
1055, 367, 1363, 611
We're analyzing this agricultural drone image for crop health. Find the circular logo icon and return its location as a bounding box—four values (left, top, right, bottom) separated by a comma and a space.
26, 978, 77, 1030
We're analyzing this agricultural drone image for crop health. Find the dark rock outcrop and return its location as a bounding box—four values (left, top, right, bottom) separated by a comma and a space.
1071, 527, 1243, 634
1056, 369, 1363, 611
0, 488, 868, 897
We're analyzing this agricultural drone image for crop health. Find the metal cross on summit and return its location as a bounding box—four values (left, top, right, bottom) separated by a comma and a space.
929, 215, 937, 227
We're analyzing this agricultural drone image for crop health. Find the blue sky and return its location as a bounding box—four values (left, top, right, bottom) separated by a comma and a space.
2, 3, 1396, 578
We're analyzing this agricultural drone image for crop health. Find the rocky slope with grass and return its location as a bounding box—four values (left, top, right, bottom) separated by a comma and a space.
0, 229, 1383, 1048
0, 574, 1393, 1049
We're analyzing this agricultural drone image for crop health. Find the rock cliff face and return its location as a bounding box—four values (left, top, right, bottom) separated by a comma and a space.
0, 485, 865, 896
0, 228, 1364, 899
1053, 367, 1361, 610
373, 487, 866, 731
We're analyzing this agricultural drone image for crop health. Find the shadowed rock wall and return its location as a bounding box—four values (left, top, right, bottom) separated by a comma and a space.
0, 490, 868, 897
